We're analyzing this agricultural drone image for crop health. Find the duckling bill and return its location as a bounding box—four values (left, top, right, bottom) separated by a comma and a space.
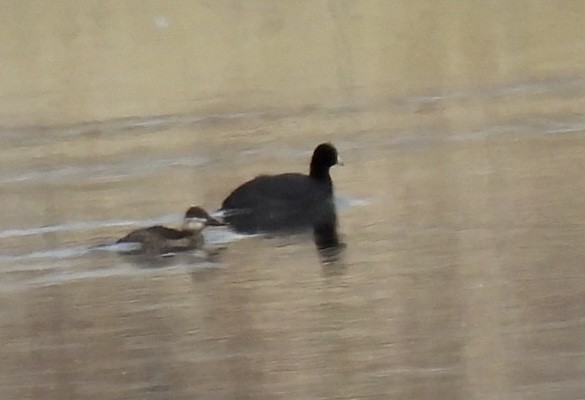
117, 206, 223, 256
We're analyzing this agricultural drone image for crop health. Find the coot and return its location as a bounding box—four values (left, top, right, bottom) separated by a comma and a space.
117, 206, 223, 256
220, 143, 342, 247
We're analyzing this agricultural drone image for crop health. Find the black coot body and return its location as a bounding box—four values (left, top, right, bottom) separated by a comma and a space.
221, 143, 342, 248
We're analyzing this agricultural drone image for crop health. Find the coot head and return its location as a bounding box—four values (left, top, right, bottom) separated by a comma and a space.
310, 143, 341, 179
183, 206, 224, 230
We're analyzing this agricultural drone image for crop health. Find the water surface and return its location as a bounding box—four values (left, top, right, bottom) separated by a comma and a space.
1, 1, 585, 399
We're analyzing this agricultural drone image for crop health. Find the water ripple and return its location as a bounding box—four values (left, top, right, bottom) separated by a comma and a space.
0, 154, 210, 185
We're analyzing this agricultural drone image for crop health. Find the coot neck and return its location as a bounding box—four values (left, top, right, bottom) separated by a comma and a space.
309, 162, 333, 187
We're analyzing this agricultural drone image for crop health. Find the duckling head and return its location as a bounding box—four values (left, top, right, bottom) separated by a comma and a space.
183, 206, 224, 231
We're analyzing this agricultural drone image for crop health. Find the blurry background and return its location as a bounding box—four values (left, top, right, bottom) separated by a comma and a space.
1, 1, 585, 399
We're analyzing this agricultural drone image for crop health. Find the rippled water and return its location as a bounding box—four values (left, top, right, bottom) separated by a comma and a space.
2, 2, 585, 399
2, 96, 584, 399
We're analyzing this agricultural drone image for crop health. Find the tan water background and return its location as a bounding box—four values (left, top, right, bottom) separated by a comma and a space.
1, 1, 585, 399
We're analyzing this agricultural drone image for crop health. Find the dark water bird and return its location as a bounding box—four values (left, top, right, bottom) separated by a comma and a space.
220, 143, 343, 249
117, 206, 223, 256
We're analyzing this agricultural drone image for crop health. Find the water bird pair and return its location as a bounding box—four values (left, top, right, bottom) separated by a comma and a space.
118, 143, 343, 257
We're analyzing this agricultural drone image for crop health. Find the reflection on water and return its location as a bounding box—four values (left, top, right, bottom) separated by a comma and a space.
2, 1, 585, 399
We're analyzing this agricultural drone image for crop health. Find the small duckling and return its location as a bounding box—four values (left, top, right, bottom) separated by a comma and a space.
117, 206, 223, 256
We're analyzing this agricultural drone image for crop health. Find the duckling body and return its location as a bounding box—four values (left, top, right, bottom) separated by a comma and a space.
117, 206, 222, 256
